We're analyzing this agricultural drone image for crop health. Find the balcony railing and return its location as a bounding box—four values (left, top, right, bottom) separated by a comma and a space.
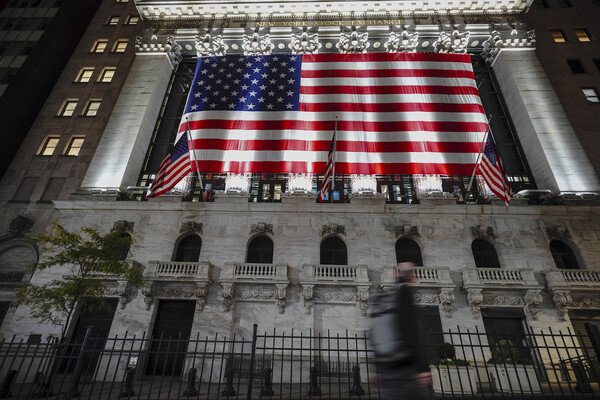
545, 269, 600, 290
462, 267, 540, 289
146, 261, 211, 281
380, 266, 454, 288
221, 263, 288, 283
0, 272, 25, 282
301, 264, 369, 284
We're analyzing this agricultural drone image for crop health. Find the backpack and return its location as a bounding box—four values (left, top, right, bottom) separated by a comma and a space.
368, 283, 413, 364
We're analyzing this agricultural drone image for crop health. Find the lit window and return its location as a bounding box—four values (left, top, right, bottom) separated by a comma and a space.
112, 39, 128, 53
551, 30, 567, 43
91, 39, 108, 53
106, 15, 120, 25
582, 88, 600, 102
64, 136, 85, 156
74, 67, 94, 83
38, 136, 60, 156
57, 99, 78, 116
83, 100, 102, 116
125, 15, 139, 25
98, 67, 116, 83
575, 29, 593, 42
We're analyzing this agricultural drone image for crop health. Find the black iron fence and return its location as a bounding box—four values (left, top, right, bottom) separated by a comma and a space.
1, 324, 600, 399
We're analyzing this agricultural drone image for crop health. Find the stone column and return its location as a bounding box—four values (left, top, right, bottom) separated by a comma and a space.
81, 38, 181, 193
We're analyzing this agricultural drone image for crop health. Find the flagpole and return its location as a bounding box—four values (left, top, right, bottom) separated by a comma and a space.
330, 116, 338, 203
466, 116, 492, 192
186, 118, 204, 195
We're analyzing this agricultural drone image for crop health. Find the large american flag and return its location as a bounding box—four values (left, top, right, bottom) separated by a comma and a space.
173, 52, 488, 176
480, 133, 513, 207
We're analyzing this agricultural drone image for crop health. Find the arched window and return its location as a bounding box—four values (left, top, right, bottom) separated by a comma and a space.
395, 238, 423, 266
472, 239, 500, 268
174, 235, 202, 262
116, 233, 132, 261
550, 240, 580, 269
320, 237, 347, 265
246, 236, 274, 264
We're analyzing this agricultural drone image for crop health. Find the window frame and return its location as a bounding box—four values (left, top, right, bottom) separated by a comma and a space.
112, 39, 128, 53
575, 28, 593, 42
106, 15, 120, 25
37, 136, 61, 156
63, 136, 85, 156
97, 67, 116, 83
74, 67, 95, 83
90, 39, 109, 53
582, 87, 600, 103
82, 99, 102, 117
566, 59, 586, 74
551, 29, 567, 43
57, 99, 78, 117
125, 15, 139, 25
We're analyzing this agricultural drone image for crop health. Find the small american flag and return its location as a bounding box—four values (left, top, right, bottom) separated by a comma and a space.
175, 52, 488, 176
146, 130, 191, 198
320, 130, 336, 202
480, 133, 513, 207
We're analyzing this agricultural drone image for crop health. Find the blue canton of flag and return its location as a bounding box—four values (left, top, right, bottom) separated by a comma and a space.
185, 55, 302, 113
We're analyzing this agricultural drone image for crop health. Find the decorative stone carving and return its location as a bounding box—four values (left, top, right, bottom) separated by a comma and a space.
434, 30, 469, 54
470, 225, 495, 240
250, 223, 274, 236
221, 283, 234, 312
302, 285, 314, 315
314, 288, 357, 303
552, 290, 572, 320
524, 290, 543, 317
395, 225, 420, 238
289, 30, 321, 54
439, 289, 454, 318
275, 284, 287, 314
384, 30, 419, 53
350, 175, 377, 195
112, 220, 134, 234
180, 222, 202, 235
165, 36, 183, 67
196, 283, 209, 312
356, 286, 370, 316
483, 294, 524, 306
142, 282, 154, 311
104, 281, 130, 309
195, 33, 228, 57
321, 224, 345, 237
8, 215, 33, 236
466, 289, 483, 318
571, 297, 600, 308
413, 293, 439, 305
546, 226, 572, 240
336, 29, 369, 53
242, 31, 274, 55
154, 287, 196, 298
235, 287, 276, 300
481, 29, 536, 64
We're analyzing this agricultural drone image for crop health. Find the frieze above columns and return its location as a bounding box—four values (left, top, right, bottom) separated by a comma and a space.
195, 33, 228, 56
384, 30, 419, 53
433, 30, 469, 53
481, 29, 536, 63
135, 35, 182, 67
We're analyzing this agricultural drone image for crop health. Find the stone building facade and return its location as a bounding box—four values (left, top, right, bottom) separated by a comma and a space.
0, 0, 599, 362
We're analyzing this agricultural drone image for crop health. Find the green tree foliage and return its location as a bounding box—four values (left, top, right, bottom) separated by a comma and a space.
17, 224, 143, 340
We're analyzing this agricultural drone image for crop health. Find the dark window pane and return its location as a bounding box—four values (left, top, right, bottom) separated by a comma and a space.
395, 238, 423, 266
320, 237, 347, 265
247, 235, 274, 264
472, 239, 501, 268
567, 59, 586, 73
174, 235, 201, 262
549, 240, 579, 269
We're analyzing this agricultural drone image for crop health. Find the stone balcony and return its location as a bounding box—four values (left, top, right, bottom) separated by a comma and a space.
300, 264, 371, 315
221, 262, 290, 314
545, 269, 600, 320
143, 261, 213, 312
380, 266, 456, 318
461, 267, 543, 318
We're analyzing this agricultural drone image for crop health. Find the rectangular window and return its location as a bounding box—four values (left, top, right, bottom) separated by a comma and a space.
583, 88, 600, 102
567, 59, 586, 73
38, 136, 60, 156
112, 39, 128, 53
64, 136, 85, 156
106, 15, 120, 25
575, 29, 593, 42
83, 100, 101, 116
74, 67, 94, 83
125, 15, 139, 25
594, 59, 600, 72
41, 177, 66, 201
98, 67, 116, 83
57, 99, 78, 116
91, 39, 108, 53
551, 30, 567, 43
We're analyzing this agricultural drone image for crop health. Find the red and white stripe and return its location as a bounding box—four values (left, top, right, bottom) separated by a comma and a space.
480, 154, 513, 207
181, 52, 488, 175
320, 132, 336, 201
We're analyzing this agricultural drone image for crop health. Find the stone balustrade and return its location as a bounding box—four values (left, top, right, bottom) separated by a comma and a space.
0, 272, 25, 282
462, 267, 540, 289
545, 269, 600, 290
380, 265, 454, 288
301, 264, 369, 284
221, 262, 288, 282
146, 261, 211, 281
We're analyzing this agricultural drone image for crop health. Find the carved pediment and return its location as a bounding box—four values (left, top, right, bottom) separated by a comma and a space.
470, 225, 494, 240
112, 220, 134, 234
546, 226, 571, 240
180, 222, 203, 235
395, 225, 420, 238
250, 222, 274, 236
321, 223, 345, 237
